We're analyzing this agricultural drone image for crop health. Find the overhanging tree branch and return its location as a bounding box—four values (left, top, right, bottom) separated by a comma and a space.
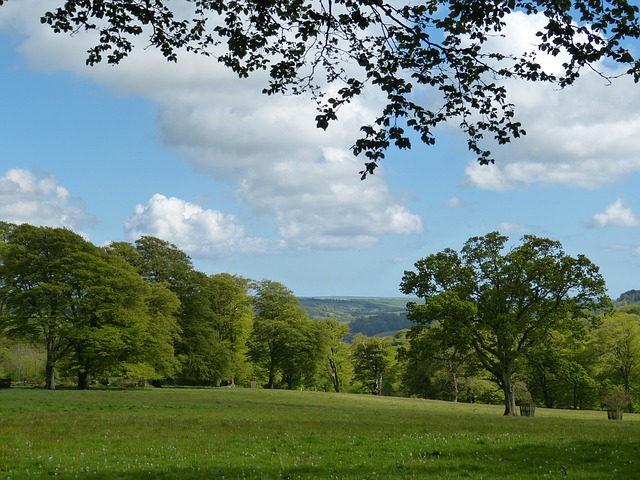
4, 0, 636, 177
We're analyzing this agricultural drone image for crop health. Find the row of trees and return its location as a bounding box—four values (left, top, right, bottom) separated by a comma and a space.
1, 224, 637, 417
0, 223, 387, 393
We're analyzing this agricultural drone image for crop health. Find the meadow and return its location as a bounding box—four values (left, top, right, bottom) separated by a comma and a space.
0, 388, 638, 479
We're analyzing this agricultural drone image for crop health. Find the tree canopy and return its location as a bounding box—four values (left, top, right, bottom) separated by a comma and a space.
249, 279, 326, 389
400, 232, 611, 415
0, 225, 181, 389
3, 1, 638, 177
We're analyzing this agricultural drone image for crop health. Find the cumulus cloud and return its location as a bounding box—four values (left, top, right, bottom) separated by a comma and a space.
0, 168, 94, 230
591, 199, 640, 228
1, 1, 423, 252
462, 12, 640, 191
6, 5, 640, 201
124, 194, 282, 256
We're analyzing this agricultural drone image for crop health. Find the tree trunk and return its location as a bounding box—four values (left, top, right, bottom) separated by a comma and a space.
624, 385, 635, 413
45, 338, 56, 390
536, 371, 554, 408
502, 372, 517, 416
77, 371, 90, 390
267, 371, 276, 389
375, 372, 383, 396
448, 359, 458, 403
45, 361, 56, 390
329, 357, 340, 393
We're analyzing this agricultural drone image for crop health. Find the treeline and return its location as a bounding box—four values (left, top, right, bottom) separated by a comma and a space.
2, 223, 640, 415
349, 313, 411, 338
0, 223, 396, 394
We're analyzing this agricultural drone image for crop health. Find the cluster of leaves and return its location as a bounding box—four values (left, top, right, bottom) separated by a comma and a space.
3, 0, 639, 175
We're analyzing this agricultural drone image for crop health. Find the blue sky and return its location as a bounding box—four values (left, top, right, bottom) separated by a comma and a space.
1, 3, 640, 299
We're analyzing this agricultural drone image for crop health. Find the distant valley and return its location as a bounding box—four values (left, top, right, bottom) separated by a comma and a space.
300, 289, 640, 338
298, 296, 416, 338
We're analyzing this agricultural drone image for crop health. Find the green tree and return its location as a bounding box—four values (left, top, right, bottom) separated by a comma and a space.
523, 330, 598, 409
0, 225, 99, 389
180, 273, 254, 385
400, 232, 610, 415
523, 340, 564, 409
66, 248, 181, 388
351, 333, 395, 396
207, 273, 254, 385
21, 1, 640, 175
320, 318, 352, 393
0, 225, 181, 389
63, 250, 156, 388
108, 237, 200, 383
118, 236, 195, 294
248, 280, 322, 389
593, 311, 640, 412
399, 323, 481, 402
136, 281, 182, 381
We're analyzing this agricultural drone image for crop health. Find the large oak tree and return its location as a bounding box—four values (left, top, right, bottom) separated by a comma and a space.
2, 1, 638, 176
400, 232, 611, 415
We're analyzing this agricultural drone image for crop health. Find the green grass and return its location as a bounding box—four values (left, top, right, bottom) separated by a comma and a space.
0, 388, 638, 479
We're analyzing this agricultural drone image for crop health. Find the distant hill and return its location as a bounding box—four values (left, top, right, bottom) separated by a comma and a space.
298, 297, 416, 338
299, 290, 640, 337
616, 290, 640, 306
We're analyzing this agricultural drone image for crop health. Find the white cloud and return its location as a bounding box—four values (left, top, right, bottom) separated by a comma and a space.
155, 89, 423, 248
462, 13, 640, 191
592, 199, 640, 228
0, 168, 94, 231
1, 2, 423, 252
6, 5, 640, 200
497, 222, 530, 235
124, 194, 282, 256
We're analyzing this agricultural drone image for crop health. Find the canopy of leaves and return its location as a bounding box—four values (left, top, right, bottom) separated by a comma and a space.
0, 225, 182, 388
249, 280, 326, 389
400, 232, 611, 413
5, 0, 638, 176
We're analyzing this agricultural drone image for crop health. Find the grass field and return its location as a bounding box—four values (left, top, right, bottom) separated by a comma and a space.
1, 388, 638, 479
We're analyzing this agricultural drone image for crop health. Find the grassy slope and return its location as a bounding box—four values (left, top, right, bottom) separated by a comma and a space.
1, 388, 638, 479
